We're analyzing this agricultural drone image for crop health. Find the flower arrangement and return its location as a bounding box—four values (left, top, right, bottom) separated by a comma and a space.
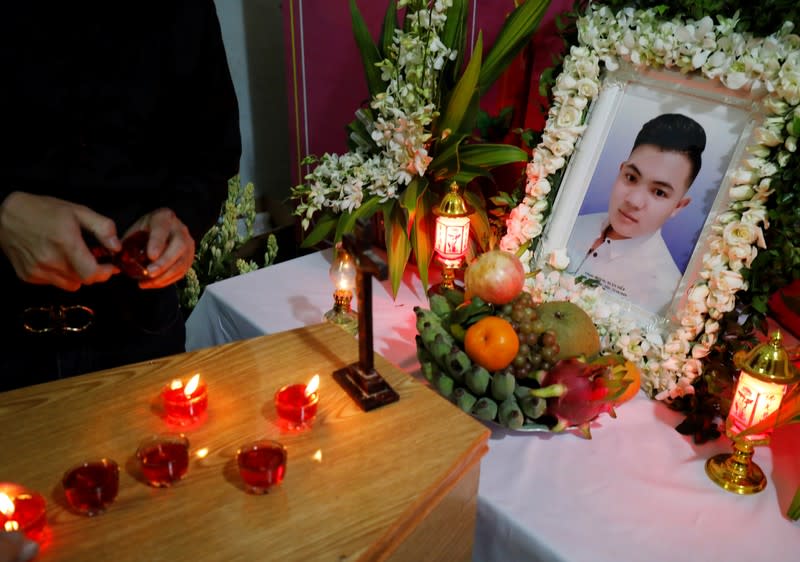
498, 3, 800, 400
290, 0, 549, 296
180, 175, 279, 311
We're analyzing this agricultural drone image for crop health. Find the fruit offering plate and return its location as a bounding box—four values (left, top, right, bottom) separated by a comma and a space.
414, 288, 630, 438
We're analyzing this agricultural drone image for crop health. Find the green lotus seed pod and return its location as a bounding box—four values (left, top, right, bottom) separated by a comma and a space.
429, 293, 453, 318
435, 373, 455, 398
453, 387, 478, 413
491, 371, 516, 402
498, 398, 524, 430
471, 396, 498, 421
465, 364, 491, 396
445, 347, 471, 383
520, 394, 547, 420
420, 360, 441, 383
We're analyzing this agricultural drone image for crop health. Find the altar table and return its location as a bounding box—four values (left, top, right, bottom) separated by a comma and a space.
0, 322, 488, 561
185, 249, 800, 561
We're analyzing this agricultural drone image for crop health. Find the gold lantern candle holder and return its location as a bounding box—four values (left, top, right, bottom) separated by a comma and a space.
430, 182, 473, 295
705, 331, 799, 494
323, 243, 358, 336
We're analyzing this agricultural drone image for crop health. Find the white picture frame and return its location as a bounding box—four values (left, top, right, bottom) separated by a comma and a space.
535, 63, 758, 329
498, 5, 797, 399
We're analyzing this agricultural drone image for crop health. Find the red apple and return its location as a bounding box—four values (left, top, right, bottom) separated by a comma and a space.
464, 249, 526, 305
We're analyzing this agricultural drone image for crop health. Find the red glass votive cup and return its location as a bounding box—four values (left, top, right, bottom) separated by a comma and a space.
236, 440, 287, 495
161, 381, 208, 426
136, 434, 190, 487
0, 483, 46, 540
62, 459, 120, 516
274, 384, 319, 430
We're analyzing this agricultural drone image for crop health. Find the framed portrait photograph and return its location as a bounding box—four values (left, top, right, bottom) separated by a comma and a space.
498, 5, 795, 399
535, 65, 757, 325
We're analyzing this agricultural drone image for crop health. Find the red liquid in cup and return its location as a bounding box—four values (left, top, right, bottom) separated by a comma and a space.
162, 382, 208, 425
274, 384, 318, 429
237, 443, 286, 494
62, 460, 119, 516
138, 441, 190, 487
0, 487, 46, 540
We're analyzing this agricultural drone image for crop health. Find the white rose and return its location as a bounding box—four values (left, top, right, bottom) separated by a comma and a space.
691, 343, 712, 359
575, 77, 599, 98
711, 269, 746, 292
723, 221, 759, 246
726, 243, 751, 264
527, 178, 551, 198
728, 169, 756, 186
555, 73, 577, 92
544, 156, 566, 174
547, 249, 570, 270
567, 95, 589, 110
521, 219, 543, 240
687, 284, 710, 306
556, 105, 583, 128
729, 184, 755, 200
740, 207, 768, 226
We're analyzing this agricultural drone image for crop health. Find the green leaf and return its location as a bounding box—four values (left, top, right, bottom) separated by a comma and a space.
379, 0, 397, 58
441, 0, 468, 85
478, 0, 549, 96
438, 33, 483, 136
334, 196, 382, 242
411, 189, 437, 292
451, 165, 493, 184
384, 202, 411, 298
300, 212, 338, 248
459, 143, 529, 167
463, 190, 492, 252
349, 0, 385, 98
400, 176, 425, 237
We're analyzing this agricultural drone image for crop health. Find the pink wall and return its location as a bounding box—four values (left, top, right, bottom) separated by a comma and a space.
283, 0, 573, 186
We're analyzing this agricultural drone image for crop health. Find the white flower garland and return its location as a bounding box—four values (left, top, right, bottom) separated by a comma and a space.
500, 4, 800, 400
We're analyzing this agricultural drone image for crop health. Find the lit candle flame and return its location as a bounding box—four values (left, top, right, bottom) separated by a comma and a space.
4, 521, 18, 532
184, 373, 201, 398
312, 449, 322, 463
0, 493, 14, 517
305, 374, 320, 397
196, 447, 209, 459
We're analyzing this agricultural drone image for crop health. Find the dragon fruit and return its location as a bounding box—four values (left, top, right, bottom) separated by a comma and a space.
530, 358, 630, 439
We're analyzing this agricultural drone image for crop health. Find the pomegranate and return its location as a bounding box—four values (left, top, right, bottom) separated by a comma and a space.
530, 358, 630, 439
464, 249, 525, 305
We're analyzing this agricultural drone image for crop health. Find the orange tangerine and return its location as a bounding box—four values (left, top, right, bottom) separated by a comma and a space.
464, 316, 519, 372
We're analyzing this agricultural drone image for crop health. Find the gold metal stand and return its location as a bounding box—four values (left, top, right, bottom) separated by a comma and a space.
705, 439, 766, 495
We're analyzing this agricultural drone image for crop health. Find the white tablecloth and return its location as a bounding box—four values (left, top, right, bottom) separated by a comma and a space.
186, 250, 800, 561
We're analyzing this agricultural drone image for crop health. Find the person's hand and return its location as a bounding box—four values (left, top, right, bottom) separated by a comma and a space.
0, 192, 121, 291
0, 531, 39, 562
125, 208, 195, 289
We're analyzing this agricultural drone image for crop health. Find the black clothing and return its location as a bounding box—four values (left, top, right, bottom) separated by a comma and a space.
0, 1, 241, 390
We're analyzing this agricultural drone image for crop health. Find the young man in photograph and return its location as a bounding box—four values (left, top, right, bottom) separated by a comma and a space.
566, 113, 707, 315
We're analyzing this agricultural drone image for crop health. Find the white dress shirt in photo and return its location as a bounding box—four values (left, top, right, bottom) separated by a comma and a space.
566, 213, 682, 316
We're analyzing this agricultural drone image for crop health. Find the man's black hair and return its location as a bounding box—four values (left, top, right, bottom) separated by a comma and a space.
632, 113, 707, 185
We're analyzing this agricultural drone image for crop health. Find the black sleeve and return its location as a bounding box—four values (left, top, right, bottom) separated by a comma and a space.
160, 0, 242, 243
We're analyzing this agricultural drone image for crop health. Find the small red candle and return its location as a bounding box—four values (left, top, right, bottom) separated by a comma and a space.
136, 434, 190, 487
0, 483, 46, 540
274, 374, 320, 430
236, 440, 287, 494
161, 373, 208, 426
61, 459, 119, 516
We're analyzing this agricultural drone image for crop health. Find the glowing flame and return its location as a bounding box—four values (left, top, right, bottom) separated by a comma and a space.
312, 449, 322, 463
184, 373, 201, 397
195, 447, 209, 459
169, 379, 183, 391
305, 374, 320, 397
0, 493, 14, 517
4, 520, 18, 532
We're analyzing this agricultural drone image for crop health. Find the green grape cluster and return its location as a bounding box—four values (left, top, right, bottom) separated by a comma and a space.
495, 292, 561, 380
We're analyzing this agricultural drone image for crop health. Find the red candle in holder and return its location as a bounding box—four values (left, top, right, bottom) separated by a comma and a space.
161, 373, 208, 426
0, 483, 46, 540
274, 374, 319, 430
62, 459, 119, 516
236, 440, 287, 494
136, 434, 190, 487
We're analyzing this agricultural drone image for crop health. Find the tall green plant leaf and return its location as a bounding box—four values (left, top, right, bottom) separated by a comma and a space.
300, 212, 338, 248
441, 0, 468, 87
379, 0, 397, 58
400, 176, 425, 237
437, 33, 483, 136
463, 189, 492, 251
478, 0, 550, 96
334, 196, 382, 242
411, 186, 436, 291
349, 0, 385, 98
384, 202, 412, 297
460, 143, 529, 167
